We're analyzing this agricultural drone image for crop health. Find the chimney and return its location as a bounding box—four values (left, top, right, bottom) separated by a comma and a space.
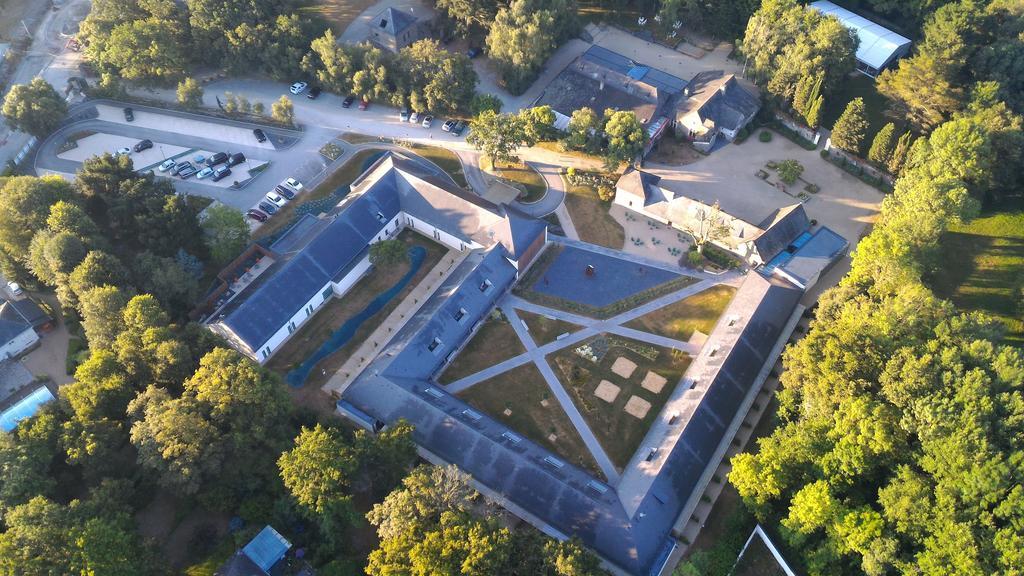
599, 81, 604, 91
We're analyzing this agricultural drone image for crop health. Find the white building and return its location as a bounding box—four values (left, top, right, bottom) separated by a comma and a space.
809, 1, 912, 78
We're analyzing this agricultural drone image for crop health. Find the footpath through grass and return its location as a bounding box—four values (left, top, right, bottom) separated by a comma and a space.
517, 309, 581, 345
928, 201, 1024, 347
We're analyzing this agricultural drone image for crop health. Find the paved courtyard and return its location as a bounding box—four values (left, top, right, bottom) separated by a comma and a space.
529, 245, 682, 308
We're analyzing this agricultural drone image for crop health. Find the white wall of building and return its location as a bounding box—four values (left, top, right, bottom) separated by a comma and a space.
404, 213, 480, 252
0, 327, 39, 360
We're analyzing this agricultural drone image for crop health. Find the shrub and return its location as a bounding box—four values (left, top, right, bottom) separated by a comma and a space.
758, 130, 772, 142
687, 251, 703, 267
777, 159, 804, 184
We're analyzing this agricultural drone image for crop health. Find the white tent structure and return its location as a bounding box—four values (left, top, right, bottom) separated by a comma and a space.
809, 0, 912, 77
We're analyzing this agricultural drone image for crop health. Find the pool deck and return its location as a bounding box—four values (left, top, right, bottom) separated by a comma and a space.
322, 247, 464, 398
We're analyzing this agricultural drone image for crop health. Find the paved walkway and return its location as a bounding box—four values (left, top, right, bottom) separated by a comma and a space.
322, 249, 466, 397
512, 162, 564, 217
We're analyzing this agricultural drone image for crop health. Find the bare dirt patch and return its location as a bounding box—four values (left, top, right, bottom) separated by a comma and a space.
611, 356, 637, 378
594, 380, 621, 403
641, 371, 667, 394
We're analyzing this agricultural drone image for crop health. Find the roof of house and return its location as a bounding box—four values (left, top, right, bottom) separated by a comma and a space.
341, 270, 803, 575
775, 226, 849, 288
615, 169, 663, 206
676, 71, 760, 133
0, 300, 34, 345
752, 204, 811, 262
809, 1, 911, 69
372, 7, 418, 36
213, 153, 545, 353
6, 299, 49, 330
1, 384, 54, 433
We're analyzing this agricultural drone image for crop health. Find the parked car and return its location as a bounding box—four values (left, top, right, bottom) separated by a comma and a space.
422, 115, 433, 128
399, 108, 410, 122
6, 281, 23, 297
307, 86, 322, 99
179, 166, 198, 179
253, 128, 267, 142
196, 167, 215, 179
171, 161, 192, 175
133, 139, 153, 152
289, 81, 308, 95
123, 107, 134, 121
227, 152, 246, 167
342, 95, 356, 108
452, 121, 466, 136
410, 111, 419, 124
212, 166, 232, 182
442, 119, 456, 132
358, 98, 370, 110
206, 152, 229, 166
158, 159, 176, 172
275, 184, 295, 200
265, 191, 287, 207
246, 209, 268, 222
467, 47, 481, 59
285, 177, 303, 191
116, 147, 131, 156
258, 200, 278, 214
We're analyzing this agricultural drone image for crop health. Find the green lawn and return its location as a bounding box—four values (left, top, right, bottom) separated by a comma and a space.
625, 285, 738, 342
457, 363, 604, 478
928, 202, 1024, 347
517, 309, 581, 345
439, 313, 525, 384
406, 143, 469, 190
821, 73, 892, 139
549, 335, 692, 469
562, 176, 625, 249
480, 157, 547, 202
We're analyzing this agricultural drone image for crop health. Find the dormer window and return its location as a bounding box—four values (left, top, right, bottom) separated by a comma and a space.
376, 211, 386, 222
479, 279, 492, 293
454, 308, 467, 322
428, 337, 442, 352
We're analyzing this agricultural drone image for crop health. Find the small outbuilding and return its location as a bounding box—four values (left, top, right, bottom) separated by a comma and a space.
674, 71, 760, 152
216, 525, 292, 576
368, 7, 427, 53
808, 1, 912, 77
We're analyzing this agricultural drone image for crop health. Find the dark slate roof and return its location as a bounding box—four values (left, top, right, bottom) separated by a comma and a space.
677, 71, 760, 132
373, 7, 418, 36
777, 227, 849, 287
616, 170, 663, 207
752, 204, 810, 262
7, 299, 49, 330
0, 300, 33, 345
489, 207, 548, 260
341, 271, 803, 575
581, 46, 687, 94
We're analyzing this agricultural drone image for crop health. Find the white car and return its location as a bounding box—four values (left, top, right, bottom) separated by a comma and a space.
6, 281, 23, 297
289, 82, 307, 95
409, 111, 419, 124
116, 147, 131, 156
196, 167, 215, 179
158, 159, 176, 172
266, 191, 288, 207
285, 177, 303, 191
421, 115, 433, 128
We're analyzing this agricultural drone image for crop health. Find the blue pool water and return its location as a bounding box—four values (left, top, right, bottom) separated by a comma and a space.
286, 245, 426, 387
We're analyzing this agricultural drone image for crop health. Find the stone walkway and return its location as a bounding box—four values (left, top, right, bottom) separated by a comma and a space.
442, 271, 745, 484
321, 249, 466, 398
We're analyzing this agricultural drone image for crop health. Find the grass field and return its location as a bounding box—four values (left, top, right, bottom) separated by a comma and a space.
625, 285, 737, 342
550, 335, 692, 469
439, 314, 525, 384
517, 309, 581, 345
562, 177, 625, 249
299, 0, 377, 34
928, 201, 1024, 347
480, 157, 547, 202
457, 363, 604, 478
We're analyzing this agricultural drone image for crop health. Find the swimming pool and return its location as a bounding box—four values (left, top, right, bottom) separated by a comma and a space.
286, 245, 426, 387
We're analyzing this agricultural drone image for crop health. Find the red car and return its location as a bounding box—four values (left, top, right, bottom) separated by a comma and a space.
246, 209, 268, 222
358, 98, 370, 110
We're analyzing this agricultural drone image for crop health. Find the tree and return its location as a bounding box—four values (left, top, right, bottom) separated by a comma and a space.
0, 412, 59, 514
79, 285, 130, 349
602, 110, 646, 168
176, 77, 203, 108
101, 18, 187, 85
272, 95, 294, 125
132, 251, 200, 314
27, 231, 88, 290
467, 110, 525, 166
886, 131, 914, 176
564, 107, 600, 152
793, 75, 824, 128
112, 294, 192, 385
0, 176, 74, 272
486, 0, 557, 94
830, 98, 868, 155
804, 93, 825, 129
682, 201, 731, 254
519, 105, 555, 146
0, 497, 72, 575
202, 204, 250, 267
1, 78, 68, 137
302, 30, 356, 95
69, 250, 130, 300
278, 424, 359, 517
867, 123, 896, 167
401, 40, 478, 114
776, 159, 804, 184
435, 0, 498, 36
369, 239, 409, 267
544, 538, 605, 576
471, 93, 503, 116
355, 419, 417, 497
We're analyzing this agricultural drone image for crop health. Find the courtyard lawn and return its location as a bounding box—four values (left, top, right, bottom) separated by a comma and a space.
928, 201, 1024, 347
563, 176, 626, 249
299, 0, 378, 34
549, 334, 692, 469
480, 157, 547, 202
253, 148, 384, 241
438, 313, 526, 384
517, 309, 581, 346
406, 143, 469, 190
457, 363, 604, 478
266, 230, 449, 389
625, 285, 738, 342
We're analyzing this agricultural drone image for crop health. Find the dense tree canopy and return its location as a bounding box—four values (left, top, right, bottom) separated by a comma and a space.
1, 78, 68, 137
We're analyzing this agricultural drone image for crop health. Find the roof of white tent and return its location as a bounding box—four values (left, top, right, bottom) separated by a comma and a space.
809, 1, 911, 70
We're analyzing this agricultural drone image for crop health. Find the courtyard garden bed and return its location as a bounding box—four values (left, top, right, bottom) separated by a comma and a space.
439, 311, 526, 384
517, 309, 581, 346
457, 363, 604, 478
266, 230, 448, 387
625, 284, 738, 342
549, 334, 692, 469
